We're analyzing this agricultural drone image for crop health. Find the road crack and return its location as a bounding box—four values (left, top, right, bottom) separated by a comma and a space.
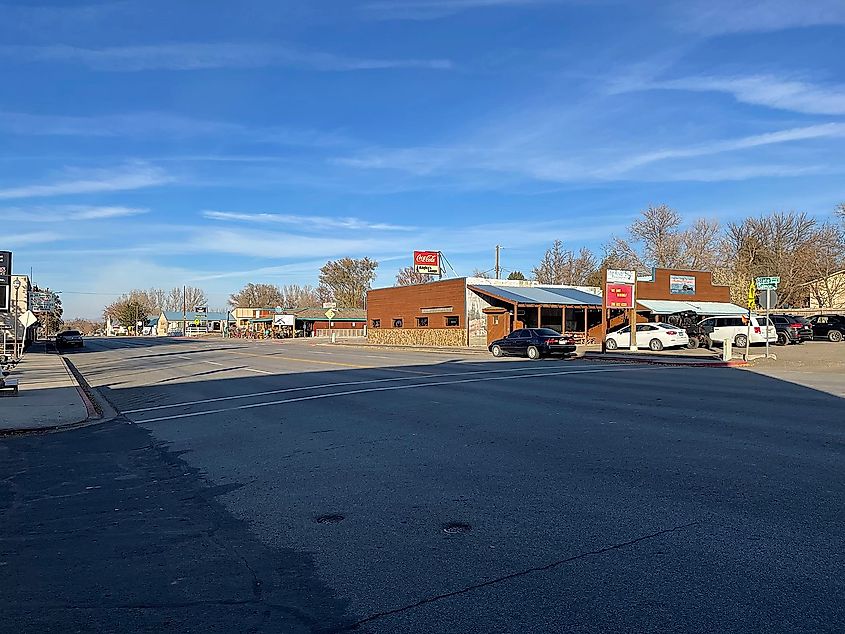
338, 520, 699, 631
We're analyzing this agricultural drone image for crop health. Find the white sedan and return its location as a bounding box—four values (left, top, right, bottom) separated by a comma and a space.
605, 322, 689, 351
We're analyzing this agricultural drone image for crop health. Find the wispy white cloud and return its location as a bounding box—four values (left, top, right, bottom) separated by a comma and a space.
4, 231, 62, 247
337, 122, 845, 184
0, 43, 452, 72
668, 0, 845, 34
623, 75, 845, 116
0, 164, 171, 200
363, 0, 563, 20
202, 210, 415, 232
1, 205, 148, 221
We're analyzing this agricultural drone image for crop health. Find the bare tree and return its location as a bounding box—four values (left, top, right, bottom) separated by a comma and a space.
471, 268, 493, 279
319, 257, 379, 308
280, 284, 321, 308
533, 241, 598, 285
229, 283, 285, 308
804, 222, 845, 308
629, 204, 684, 268
395, 266, 433, 286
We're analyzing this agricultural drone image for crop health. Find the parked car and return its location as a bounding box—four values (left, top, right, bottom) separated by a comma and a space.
605, 322, 689, 351
697, 315, 776, 348
55, 330, 84, 349
807, 314, 845, 342
489, 328, 576, 359
769, 314, 813, 345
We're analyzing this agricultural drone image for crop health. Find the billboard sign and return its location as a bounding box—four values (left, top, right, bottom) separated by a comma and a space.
30, 291, 56, 313
606, 284, 634, 308
273, 314, 295, 327
194, 305, 208, 314
669, 274, 696, 295
0, 250, 10, 312
414, 251, 441, 275
606, 269, 636, 284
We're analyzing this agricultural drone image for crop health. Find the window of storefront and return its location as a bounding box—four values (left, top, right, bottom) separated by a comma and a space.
372, 319, 380, 328
445, 316, 459, 327
416, 317, 429, 327
393, 318, 403, 328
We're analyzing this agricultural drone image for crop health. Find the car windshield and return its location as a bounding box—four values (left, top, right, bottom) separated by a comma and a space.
534, 328, 561, 337
657, 323, 677, 329
63, 331, 81, 336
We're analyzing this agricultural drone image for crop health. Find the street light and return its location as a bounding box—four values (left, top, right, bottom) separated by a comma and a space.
12, 278, 21, 361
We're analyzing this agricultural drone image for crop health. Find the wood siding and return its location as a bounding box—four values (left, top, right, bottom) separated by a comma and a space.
637, 268, 731, 302
367, 278, 467, 346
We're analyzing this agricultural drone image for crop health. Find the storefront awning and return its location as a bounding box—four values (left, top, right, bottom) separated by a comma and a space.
637, 299, 747, 316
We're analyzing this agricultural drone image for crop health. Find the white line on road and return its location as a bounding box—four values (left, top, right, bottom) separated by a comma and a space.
123, 363, 584, 413
243, 368, 273, 374
132, 366, 665, 423
201, 360, 224, 366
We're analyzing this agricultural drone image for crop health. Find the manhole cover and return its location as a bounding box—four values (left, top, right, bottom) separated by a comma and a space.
442, 522, 471, 534
314, 514, 345, 524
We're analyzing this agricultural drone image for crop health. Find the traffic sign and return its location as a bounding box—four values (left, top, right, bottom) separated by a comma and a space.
324, 308, 336, 320
755, 276, 780, 290
747, 281, 756, 309
19, 310, 37, 328
758, 289, 778, 309
193, 318, 200, 326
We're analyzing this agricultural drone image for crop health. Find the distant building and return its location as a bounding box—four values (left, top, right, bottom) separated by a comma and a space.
158, 311, 233, 336
803, 270, 845, 310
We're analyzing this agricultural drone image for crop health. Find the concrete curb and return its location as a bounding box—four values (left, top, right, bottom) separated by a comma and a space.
582, 352, 747, 367
60, 356, 100, 420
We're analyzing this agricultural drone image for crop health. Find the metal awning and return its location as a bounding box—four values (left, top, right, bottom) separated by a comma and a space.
637, 299, 747, 316
470, 285, 602, 306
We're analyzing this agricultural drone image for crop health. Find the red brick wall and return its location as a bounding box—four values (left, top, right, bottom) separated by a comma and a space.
367, 278, 467, 330
636, 268, 730, 302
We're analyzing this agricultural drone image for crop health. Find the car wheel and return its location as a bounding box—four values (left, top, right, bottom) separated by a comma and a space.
605, 338, 618, 350
649, 338, 664, 351
776, 332, 788, 346
686, 336, 699, 349
526, 345, 540, 360
491, 345, 503, 357
735, 334, 748, 348
829, 330, 843, 342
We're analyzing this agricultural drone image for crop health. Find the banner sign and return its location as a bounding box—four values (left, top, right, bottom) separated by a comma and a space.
194, 306, 208, 314
669, 274, 696, 295
606, 284, 634, 308
414, 251, 441, 275
606, 269, 636, 284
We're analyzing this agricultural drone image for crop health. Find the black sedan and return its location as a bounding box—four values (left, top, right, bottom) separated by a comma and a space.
489, 328, 576, 359
55, 330, 84, 349
807, 314, 845, 342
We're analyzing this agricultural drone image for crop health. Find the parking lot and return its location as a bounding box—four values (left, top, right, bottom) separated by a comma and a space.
2, 336, 844, 632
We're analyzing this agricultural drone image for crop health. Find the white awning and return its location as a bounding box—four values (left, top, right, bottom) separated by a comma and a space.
637, 299, 747, 316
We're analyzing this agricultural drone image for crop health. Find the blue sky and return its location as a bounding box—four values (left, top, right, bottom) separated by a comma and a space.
2, 0, 844, 317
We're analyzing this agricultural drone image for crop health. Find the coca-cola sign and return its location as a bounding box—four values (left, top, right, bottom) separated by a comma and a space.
413, 251, 441, 275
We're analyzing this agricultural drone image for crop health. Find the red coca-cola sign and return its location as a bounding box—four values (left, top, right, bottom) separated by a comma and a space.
413, 251, 441, 274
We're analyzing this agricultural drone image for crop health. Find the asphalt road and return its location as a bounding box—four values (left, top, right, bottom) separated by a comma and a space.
2, 337, 844, 633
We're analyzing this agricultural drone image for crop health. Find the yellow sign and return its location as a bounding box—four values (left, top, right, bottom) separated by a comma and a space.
747, 281, 756, 309
194, 318, 200, 326
325, 308, 336, 320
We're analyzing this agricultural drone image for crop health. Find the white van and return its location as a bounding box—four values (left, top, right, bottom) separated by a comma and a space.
698, 315, 776, 348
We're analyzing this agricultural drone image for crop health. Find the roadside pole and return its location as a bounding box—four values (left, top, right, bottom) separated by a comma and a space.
765, 288, 770, 359
745, 280, 754, 360
629, 279, 638, 351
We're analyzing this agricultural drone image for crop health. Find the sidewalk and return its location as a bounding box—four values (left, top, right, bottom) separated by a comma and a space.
0, 344, 94, 432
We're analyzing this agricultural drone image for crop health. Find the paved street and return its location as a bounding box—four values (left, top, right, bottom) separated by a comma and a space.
2, 337, 844, 632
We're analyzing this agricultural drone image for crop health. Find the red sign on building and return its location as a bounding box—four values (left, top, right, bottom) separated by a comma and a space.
606, 283, 634, 308
413, 251, 441, 275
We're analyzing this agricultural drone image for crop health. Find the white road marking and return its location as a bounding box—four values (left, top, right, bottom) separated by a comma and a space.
201, 360, 224, 366
243, 368, 273, 374
123, 363, 579, 413
133, 366, 664, 423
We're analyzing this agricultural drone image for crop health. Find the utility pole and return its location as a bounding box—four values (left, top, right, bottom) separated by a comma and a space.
495, 245, 501, 280
183, 285, 187, 335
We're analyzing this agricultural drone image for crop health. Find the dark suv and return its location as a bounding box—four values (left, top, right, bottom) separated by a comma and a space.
807, 314, 845, 342
769, 314, 813, 345
55, 330, 84, 349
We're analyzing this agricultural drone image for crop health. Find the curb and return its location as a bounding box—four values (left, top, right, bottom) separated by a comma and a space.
60, 356, 100, 420
582, 353, 747, 367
